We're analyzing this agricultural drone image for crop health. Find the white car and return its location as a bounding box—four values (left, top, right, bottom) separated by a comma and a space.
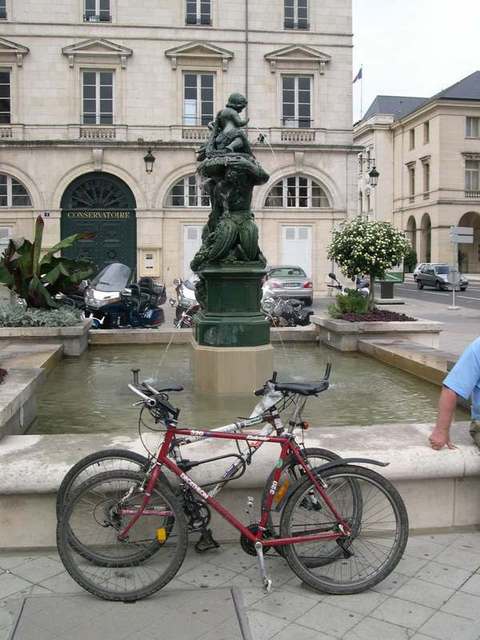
413, 263, 429, 281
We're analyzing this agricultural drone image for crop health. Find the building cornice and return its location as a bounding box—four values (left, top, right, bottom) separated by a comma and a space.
164, 41, 234, 71
264, 44, 331, 74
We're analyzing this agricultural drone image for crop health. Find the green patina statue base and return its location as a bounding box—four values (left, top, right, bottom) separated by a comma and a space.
193, 263, 270, 348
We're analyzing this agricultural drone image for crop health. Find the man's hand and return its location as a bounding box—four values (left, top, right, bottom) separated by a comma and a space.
429, 425, 456, 450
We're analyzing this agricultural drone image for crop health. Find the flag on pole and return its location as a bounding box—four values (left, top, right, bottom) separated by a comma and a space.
353, 67, 363, 84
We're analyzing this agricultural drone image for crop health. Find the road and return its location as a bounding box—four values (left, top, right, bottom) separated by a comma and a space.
383, 279, 480, 310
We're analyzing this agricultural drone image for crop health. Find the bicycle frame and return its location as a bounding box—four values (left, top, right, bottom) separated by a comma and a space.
118, 426, 351, 547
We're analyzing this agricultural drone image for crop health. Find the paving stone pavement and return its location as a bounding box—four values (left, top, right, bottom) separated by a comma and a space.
1, 531, 480, 640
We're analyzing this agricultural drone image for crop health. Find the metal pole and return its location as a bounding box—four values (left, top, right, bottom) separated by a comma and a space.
448, 234, 460, 310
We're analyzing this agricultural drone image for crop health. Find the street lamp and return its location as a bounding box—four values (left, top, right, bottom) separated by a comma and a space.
368, 165, 379, 188
144, 148, 156, 174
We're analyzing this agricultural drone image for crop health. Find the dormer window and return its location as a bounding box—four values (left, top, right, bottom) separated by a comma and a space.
84, 0, 111, 23
186, 0, 211, 26
284, 0, 309, 30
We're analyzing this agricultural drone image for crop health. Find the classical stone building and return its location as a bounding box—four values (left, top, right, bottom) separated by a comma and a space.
0, 0, 358, 287
354, 72, 480, 272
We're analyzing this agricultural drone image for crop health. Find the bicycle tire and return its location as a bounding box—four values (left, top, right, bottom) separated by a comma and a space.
56, 449, 151, 519
57, 469, 188, 602
279, 465, 408, 594
261, 447, 362, 562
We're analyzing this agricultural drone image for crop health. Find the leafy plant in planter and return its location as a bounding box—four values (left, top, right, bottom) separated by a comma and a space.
328, 217, 410, 311
328, 289, 369, 319
0, 215, 95, 309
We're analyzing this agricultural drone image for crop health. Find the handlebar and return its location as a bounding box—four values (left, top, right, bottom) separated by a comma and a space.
128, 384, 156, 407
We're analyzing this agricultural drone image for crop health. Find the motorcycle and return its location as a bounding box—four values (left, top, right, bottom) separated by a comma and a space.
328, 272, 370, 298
84, 262, 166, 329
169, 276, 200, 328
261, 296, 313, 327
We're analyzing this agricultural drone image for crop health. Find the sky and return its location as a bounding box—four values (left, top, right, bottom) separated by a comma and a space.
352, 0, 480, 121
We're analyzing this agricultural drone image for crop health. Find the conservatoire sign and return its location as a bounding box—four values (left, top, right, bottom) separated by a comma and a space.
65, 211, 132, 219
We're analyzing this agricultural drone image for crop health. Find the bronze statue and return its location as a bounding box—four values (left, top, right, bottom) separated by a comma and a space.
191, 93, 269, 272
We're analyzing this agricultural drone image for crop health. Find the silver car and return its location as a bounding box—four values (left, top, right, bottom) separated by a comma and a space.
416, 264, 468, 291
262, 265, 313, 305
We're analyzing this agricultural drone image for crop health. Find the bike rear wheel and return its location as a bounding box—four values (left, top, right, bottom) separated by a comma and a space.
56, 449, 150, 519
57, 470, 188, 602
279, 465, 408, 594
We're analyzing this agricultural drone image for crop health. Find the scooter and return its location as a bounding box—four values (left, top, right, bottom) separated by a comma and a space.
328, 272, 370, 298
169, 276, 200, 328
84, 262, 166, 329
261, 296, 313, 327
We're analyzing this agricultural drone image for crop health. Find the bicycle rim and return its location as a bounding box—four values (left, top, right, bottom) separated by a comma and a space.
57, 470, 188, 602
280, 465, 408, 594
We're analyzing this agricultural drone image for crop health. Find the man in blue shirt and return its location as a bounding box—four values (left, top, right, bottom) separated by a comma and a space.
429, 337, 480, 450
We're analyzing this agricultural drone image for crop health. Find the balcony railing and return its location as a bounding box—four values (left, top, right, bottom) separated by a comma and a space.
284, 20, 309, 30
79, 126, 116, 140
83, 13, 111, 22
181, 126, 209, 141
465, 190, 480, 199
0, 123, 347, 146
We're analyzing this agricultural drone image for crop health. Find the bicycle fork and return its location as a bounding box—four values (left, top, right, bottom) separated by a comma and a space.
254, 541, 272, 593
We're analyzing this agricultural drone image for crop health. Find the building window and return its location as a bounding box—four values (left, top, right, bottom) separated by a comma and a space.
284, 0, 308, 29
265, 176, 329, 208
0, 227, 10, 253
409, 128, 415, 150
424, 121, 430, 144
0, 70, 10, 123
167, 175, 210, 207
0, 0, 6, 19
186, 0, 211, 25
466, 160, 480, 192
466, 117, 480, 138
82, 71, 113, 125
183, 73, 214, 126
84, 0, 111, 22
408, 166, 415, 200
423, 163, 430, 194
0, 174, 32, 207
282, 76, 311, 128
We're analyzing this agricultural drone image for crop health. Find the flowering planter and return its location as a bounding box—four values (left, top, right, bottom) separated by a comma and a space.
0, 319, 91, 356
311, 314, 443, 352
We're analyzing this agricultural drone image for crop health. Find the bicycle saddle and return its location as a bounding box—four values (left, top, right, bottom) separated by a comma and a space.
275, 381, 329, 396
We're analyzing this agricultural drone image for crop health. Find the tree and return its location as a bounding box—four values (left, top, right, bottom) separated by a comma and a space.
0, 215, 95, 309
328, 217, 410, 310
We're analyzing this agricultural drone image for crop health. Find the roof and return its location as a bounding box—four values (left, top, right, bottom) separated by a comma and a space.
430, 70, 480, 102
361, 71, 480, 125
362, 95, 427, 122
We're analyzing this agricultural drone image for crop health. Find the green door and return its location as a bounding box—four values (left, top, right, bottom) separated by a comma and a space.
61, 172, 137, 272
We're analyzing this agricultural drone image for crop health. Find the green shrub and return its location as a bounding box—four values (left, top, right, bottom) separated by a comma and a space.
0, 303, 83, 327
328, 290, 369, 319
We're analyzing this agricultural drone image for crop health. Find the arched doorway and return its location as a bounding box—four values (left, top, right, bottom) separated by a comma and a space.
61, 172, 137, 271
420, 213, 431, 263
458, 211, 480, 273
406, 216, 417, 253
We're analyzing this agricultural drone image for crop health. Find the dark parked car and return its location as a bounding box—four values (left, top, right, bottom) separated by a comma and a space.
416, 264, 468, 291
262, 265, 313, 306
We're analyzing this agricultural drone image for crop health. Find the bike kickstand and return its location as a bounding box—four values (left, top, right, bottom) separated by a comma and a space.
254, 541, 273, 593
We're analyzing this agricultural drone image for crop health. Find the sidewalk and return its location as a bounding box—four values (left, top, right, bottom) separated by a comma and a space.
2, 532, 480, 640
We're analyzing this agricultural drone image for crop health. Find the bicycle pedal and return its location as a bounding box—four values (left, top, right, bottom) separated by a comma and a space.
195, 528, 220, 553
336, 538, 353, 559
263, 578, 273, 594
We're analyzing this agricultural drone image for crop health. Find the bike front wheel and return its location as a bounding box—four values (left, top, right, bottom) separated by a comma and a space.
57, 470, 188, 602
279, 465, 408, 594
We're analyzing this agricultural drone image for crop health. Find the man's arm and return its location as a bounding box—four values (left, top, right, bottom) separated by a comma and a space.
429, 386, 458, 450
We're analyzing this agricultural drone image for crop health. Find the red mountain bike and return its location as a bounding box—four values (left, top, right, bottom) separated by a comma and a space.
56, 371, 409, 602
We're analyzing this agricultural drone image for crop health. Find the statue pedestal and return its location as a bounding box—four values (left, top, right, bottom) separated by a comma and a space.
193, 264, 270, 348
193, 264, 272, 393
192, 340, 274, 394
